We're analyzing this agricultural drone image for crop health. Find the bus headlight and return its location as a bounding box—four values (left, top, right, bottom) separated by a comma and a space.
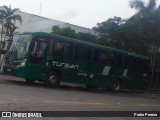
20, 59, 26, 66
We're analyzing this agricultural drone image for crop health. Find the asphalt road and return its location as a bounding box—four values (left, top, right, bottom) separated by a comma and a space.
0, 75, 160, 120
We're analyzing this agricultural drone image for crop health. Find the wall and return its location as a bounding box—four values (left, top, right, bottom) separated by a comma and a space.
15, 11, 95, 34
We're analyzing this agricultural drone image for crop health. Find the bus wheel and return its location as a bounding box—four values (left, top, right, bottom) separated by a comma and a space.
25, 78, 36, 84
112, 79, 121, 92
45, 72, 60, 87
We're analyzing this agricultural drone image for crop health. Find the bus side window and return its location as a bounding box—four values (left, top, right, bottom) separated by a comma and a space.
48, 39, 54, 56
93, 49, 109, 64
53, 41, 64, 56
53, 41, 73, 58
75, 45, 86, 60
31, 38, 48, 58
108, 52, 116, 66
39, 42, 47, 57
124, 56, 133, 69
86, 47, 93, 61
132, 58, 139, 70
75, 45, 84, 59
143, 60, 149, 73
63, 42, 73, 58
116, 54, 124, 68
137, 58, 143, 72
74, 45, 92, 61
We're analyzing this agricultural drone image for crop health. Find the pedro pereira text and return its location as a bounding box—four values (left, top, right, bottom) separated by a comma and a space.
0, 111, 160, 117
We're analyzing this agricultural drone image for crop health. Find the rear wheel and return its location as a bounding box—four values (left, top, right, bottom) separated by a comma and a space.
112, 79, 122, 92
45, 72, 60, 87
25, 78, 36, 84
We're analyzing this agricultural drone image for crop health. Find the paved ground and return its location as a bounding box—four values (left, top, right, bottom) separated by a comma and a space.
0, 75, 160, 120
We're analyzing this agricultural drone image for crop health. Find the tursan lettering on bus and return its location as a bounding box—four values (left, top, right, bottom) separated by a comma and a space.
46, 61, 79, 69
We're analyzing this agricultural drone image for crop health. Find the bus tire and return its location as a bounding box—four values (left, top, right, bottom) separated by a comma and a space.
25, 78, 36, 84
112, 79, 122, 92
45, 72, 60, 87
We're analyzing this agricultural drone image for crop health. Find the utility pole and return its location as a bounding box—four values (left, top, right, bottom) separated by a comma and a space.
150, 41, 156, 89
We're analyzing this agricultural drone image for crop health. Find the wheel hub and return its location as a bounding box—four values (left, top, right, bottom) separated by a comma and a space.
113, 81, 120, 91
49, 75, 57, 84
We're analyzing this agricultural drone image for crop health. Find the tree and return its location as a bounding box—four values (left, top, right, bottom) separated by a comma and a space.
77, 32, 96, 42
123, 0, 158, 54
0, 5, 22, 70
51, 26, 96, 42
93, 16, 126, 50
129, 0, 156, 16
93, 0, 158, 55
0, 5, 22, 51
51, 26, 77, 38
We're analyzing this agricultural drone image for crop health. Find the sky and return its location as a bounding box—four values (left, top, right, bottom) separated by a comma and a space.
0, 0, 159, 28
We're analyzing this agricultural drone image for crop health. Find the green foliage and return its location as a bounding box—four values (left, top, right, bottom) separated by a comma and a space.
0, 5, 22, 37
51, 26, 77, 38
93, 0, 159, 56
129, 0, 156, 14
51, 26, 96, 42
93, 16, 126, 50
0, 5, 22, 70
93, 17, 125, 35
77, 32, 96, 42
0, 5, 22, 50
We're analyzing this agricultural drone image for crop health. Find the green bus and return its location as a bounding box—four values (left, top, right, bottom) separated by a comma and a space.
3, 32, 150, 91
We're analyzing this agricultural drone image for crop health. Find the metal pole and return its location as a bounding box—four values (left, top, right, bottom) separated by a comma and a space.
150, 44, 156, 88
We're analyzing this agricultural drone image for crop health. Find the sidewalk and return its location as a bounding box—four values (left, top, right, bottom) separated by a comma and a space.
0, 74, 160, 95
147, 89, 160, 94
0, 74, 22, 81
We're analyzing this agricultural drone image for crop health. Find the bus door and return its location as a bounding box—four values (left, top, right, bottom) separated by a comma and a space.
27, 36, 49, 80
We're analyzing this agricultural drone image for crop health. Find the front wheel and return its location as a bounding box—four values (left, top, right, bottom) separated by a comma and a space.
112, 79, 122, 92
45, 72, 60, 87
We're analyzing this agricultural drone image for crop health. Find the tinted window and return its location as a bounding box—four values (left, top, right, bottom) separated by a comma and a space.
63, 42, 73, 58
86, 47, 92, 61
53, 41, 73, 58
93, 50, 109, 64
53, 41, 64, 56
75, 45, 92, 61
30, 37, 48, 63
116, 54, 124, 68
124, 56, 133, 69
48, 39, 54, 56
108, 52, 116, 66
143, 60, 150, 73
31, 38, 48, 58
132, 58, 139, 70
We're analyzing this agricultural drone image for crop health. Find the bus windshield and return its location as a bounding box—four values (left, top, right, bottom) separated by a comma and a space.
6, 34, 32, 60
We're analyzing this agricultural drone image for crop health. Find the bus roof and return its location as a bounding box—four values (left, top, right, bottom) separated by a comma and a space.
19, 32, 149, 60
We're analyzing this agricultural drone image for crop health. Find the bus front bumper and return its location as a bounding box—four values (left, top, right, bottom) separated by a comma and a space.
3, 65, 25, 77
